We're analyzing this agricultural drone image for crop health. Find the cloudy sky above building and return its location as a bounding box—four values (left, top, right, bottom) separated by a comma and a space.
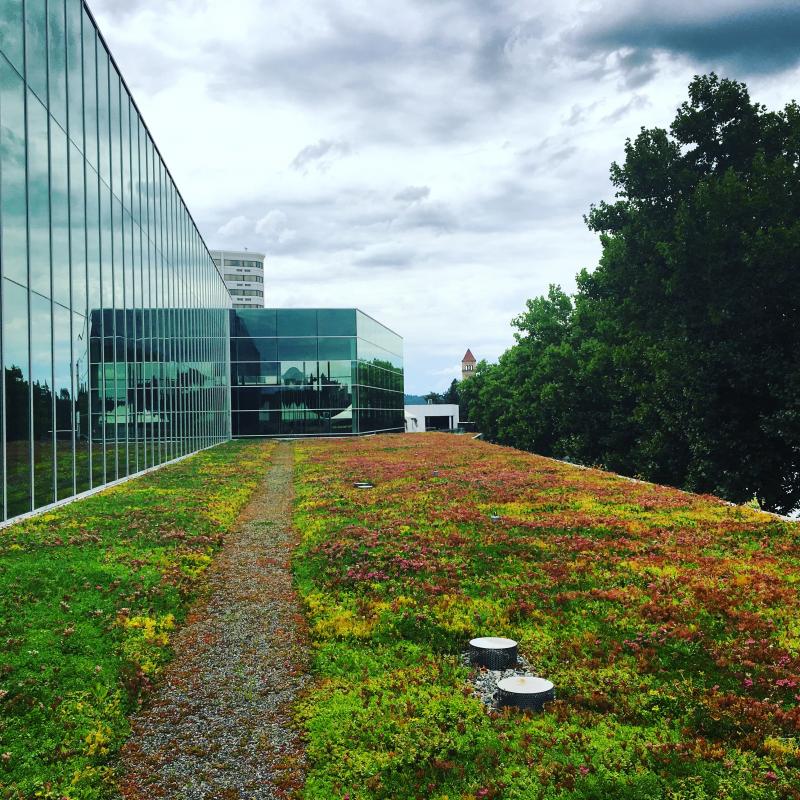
90, 0, 800, 393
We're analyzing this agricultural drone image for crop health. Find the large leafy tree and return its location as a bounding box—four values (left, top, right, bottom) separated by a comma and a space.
468, 75, 800, 514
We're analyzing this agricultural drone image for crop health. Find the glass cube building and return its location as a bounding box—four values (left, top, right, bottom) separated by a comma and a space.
0, 2, 405, 524
0, 0, 230, 522
230, 309, 404, 437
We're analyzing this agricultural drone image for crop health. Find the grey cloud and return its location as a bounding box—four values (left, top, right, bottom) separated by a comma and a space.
461, 176, 583, 234
394, 185, 430, 203
578, 2, 800, 76
614, 49, 658, 89
515, 141, 579, 178
393, 202, 459, 233
90, 0, 204, 23
546, 146, 578, 166
209, 18, 414, 108
88, 0, 153, 21
290, 139, 351, 173
354, 247, 417, 269
601, 94, 650, 124
564, 102, 597, 127
471, 27, 513, 81
203, 4, 551, 148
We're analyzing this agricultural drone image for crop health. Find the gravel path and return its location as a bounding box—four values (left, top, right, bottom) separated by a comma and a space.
119, 442, 308, 799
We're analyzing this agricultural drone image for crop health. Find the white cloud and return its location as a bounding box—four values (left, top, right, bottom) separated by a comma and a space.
217, 215, 252, 238
255, 210, 296, 245
430, 363, 462, 378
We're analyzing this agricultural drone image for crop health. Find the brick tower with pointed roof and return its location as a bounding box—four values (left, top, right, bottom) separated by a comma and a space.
461, 348, 476, 380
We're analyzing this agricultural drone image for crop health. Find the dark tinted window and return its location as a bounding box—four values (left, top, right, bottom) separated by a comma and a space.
318, 337, 356, 360
232, 337, 277, 362
277, 309, 316, 336
232, 309, 277, 337
278, 337, 317, 361
318, 309, 356, 336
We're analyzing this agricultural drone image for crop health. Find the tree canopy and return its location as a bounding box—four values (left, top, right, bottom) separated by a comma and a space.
460, 74, 800, 514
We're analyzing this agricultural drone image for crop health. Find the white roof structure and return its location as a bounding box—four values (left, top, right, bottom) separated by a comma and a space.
404, 403, 459, 433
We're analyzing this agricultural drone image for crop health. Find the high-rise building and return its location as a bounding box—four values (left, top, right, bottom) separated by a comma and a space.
210, 249, 266, 309
0, 2, 404, 525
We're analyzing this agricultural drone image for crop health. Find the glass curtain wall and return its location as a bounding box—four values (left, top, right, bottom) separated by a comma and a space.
354, 310, 404, 434
230, 309, 403, 436
0, 0, 230, 522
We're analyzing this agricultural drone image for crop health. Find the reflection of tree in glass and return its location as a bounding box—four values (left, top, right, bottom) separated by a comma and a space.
4, 365, 72, 511
319, 371, 350, 411
4, 366, 29, 442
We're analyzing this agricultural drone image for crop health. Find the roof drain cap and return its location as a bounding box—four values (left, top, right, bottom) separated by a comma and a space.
497, 676, 555, 711
469, 636, 518, 670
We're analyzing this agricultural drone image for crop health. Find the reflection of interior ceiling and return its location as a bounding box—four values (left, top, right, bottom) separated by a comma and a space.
279, 404, 353, 421
332, 405, 353, 420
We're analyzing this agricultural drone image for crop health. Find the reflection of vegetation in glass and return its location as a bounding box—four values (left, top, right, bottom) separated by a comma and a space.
353, 353, 405, 424
4, 279, 31, 516
5, 367, 30, 516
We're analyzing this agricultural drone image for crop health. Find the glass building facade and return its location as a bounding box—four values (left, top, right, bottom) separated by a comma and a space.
230, 309, 404, 436
0, 0, 230, 522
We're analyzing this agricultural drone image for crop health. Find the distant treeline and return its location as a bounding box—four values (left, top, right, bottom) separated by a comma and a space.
459, 75, 800, 515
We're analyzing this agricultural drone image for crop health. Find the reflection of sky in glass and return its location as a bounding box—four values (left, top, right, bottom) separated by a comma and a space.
30, 293, 52, 387
1, 59, 27, 286
28, 92, 51, 297
3, 279, 28, 373
50, 126, 70, 307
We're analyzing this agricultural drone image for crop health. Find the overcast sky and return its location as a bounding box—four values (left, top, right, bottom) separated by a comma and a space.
89, 0, 800, 394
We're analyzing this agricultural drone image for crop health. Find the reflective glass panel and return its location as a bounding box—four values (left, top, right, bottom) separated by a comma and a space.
53, 303, 73, 499
318, 337, 355, 360
73, 311, 90, 492
96, 43, 109, 186
277, 308, 316, 337
51, 124, 70, 306
27, 91, 50, 296
66, 0, 83, 152
317, 309, 356, 336
232, 337, 277, 362
0, 0, 24, 74
82, 13, 97, 168
24, 0, 47, 103
278, 337, 317, 361
280, 360, 317, 386
0, 60, 27, 285
47, 0, 67, 129
3, 279, 30, 517
233, 308, 276, 337
31, 291, 54, 509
